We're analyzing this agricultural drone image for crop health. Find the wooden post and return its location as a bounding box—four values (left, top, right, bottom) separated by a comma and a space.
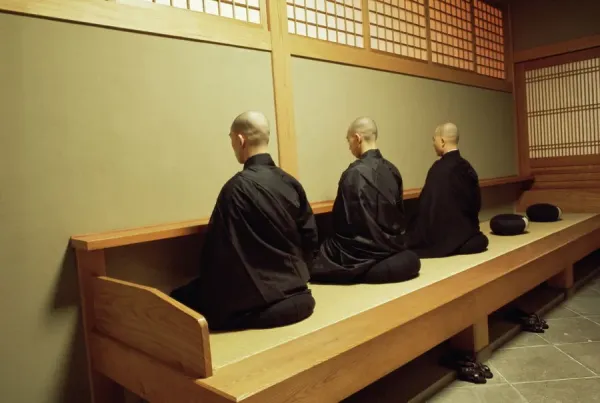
266, 0, 299, 178
76, 249, 126, 403
548, 264, 575, 290
451, 316, 489, 354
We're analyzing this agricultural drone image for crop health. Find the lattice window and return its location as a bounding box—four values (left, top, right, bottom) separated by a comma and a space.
141, 0, 262, 24
287, 0, 365, 48
368, 0, 427, 60
526, 58, 600, 159
474, 0, 504, 79
428, 0, 473, 71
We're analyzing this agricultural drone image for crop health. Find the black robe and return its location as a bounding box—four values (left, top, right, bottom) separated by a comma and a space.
172, 153, 319, 329
407, 150, 483, 258
311, 149, 407, 281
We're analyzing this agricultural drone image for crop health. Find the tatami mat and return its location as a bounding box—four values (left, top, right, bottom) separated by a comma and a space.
210, 214, 597, 369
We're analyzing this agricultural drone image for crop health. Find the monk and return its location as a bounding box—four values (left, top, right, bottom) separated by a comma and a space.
310, 117, 421, 284
170, 111, 319, 331
407, 123, 489, 258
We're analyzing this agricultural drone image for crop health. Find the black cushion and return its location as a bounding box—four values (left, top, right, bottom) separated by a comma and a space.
490, 214, 529, 236
526, 203, 562, 222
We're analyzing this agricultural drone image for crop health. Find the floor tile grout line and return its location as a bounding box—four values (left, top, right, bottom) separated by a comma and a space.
499, 342, 553, 350
586, 316, 600, 325
552, 344, 598, 376
487, 363, 508, 385
508, 383, 531, 402
510, 375, 600, 385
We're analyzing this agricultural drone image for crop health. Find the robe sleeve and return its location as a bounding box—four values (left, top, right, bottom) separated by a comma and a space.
449, 162, 481, 225
295, 183, 319, 267
335, 167, 371, 236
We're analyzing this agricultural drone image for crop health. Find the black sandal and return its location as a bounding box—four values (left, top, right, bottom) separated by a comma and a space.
442, 352, 493, 381
506, 308, 548, 332
460, 355, 493, 379
521, 315, 545, 333
456, 365, 487, 384
530, 313, 549, 329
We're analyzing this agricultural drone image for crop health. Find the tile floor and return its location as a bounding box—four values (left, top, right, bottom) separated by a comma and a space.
428, 276, 600, 403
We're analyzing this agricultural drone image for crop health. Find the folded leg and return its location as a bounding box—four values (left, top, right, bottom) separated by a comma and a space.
362, 250, 421, 284
457, 232, 489, 255
235, 291, 316, 329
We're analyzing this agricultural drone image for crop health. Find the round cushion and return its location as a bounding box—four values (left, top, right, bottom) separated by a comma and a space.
526, 203, 562, 222
490, 214, 529, 236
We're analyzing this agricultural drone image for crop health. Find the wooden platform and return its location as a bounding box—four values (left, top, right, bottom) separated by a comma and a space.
73, 212, 600, 403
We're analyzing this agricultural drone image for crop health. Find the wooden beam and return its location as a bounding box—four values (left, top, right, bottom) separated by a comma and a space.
71, 175, 533, 251
0, 0, 271, 51
533, 180, 600, 190
533, 165, 600, 175
530, 155, 600, 169
506, 3, 531, 177
514, 34, 600, 63
289, 35, 513, 93
75, 250, 125, 403
266, 0, 299, 177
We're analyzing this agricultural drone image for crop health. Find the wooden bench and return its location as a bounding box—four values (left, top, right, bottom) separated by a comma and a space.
72, 180, 600, 403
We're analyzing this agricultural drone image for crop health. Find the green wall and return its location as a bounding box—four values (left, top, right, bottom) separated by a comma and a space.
0, 13, 277, 403
292, 57, 517, 202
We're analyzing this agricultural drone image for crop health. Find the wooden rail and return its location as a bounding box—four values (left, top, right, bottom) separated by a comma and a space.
71, 175, 533, 251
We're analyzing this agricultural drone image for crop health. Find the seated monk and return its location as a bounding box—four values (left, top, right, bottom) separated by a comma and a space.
171, 111, 319, 331
310, 117, 421, 284
407, 123, 489, 258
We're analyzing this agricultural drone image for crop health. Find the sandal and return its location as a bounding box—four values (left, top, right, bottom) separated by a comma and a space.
521, 315, 545, 333
460, 355, 493, 379
456, 365, 487, 384
530, 313, 549, 329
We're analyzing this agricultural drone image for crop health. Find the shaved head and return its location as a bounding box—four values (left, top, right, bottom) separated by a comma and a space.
230, 111, 270, 147
434, 122, 459, 145
348, 117, 378, 143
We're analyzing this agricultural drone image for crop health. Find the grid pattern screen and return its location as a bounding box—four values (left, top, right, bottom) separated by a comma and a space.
142, 0, 262, 24
368, 0, 428, 60
287, 0, 365, 48
474, 0, 505, 78
526, 58, 600, 159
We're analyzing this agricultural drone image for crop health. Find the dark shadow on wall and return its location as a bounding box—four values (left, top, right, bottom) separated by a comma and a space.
48, 245, 91, 403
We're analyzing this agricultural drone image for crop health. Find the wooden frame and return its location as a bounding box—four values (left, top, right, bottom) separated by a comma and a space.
514, 46, 600, 174
514, 34, 600, 63
73, 211, 600, 403
0, 0, 272, 50
71, 175, 532, 251
289, 35, 512, 92
0, 0, 513, 93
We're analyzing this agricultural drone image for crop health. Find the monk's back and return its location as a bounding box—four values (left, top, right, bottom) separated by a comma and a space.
408, 150, 484, 258
195, 154, 316, 326
332, 150, 406, 251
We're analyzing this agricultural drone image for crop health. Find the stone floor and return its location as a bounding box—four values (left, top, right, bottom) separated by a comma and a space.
428, 276, 600, 403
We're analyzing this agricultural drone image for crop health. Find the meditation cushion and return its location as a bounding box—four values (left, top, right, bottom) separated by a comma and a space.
490, 214, 529, 236
526, 203, 562, 222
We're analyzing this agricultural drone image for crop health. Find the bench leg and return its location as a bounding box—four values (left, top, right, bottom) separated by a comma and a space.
451, 316, 489, 354
548, 265, 574, 291
90, 372, 126, 403
76, 249, 126, 403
